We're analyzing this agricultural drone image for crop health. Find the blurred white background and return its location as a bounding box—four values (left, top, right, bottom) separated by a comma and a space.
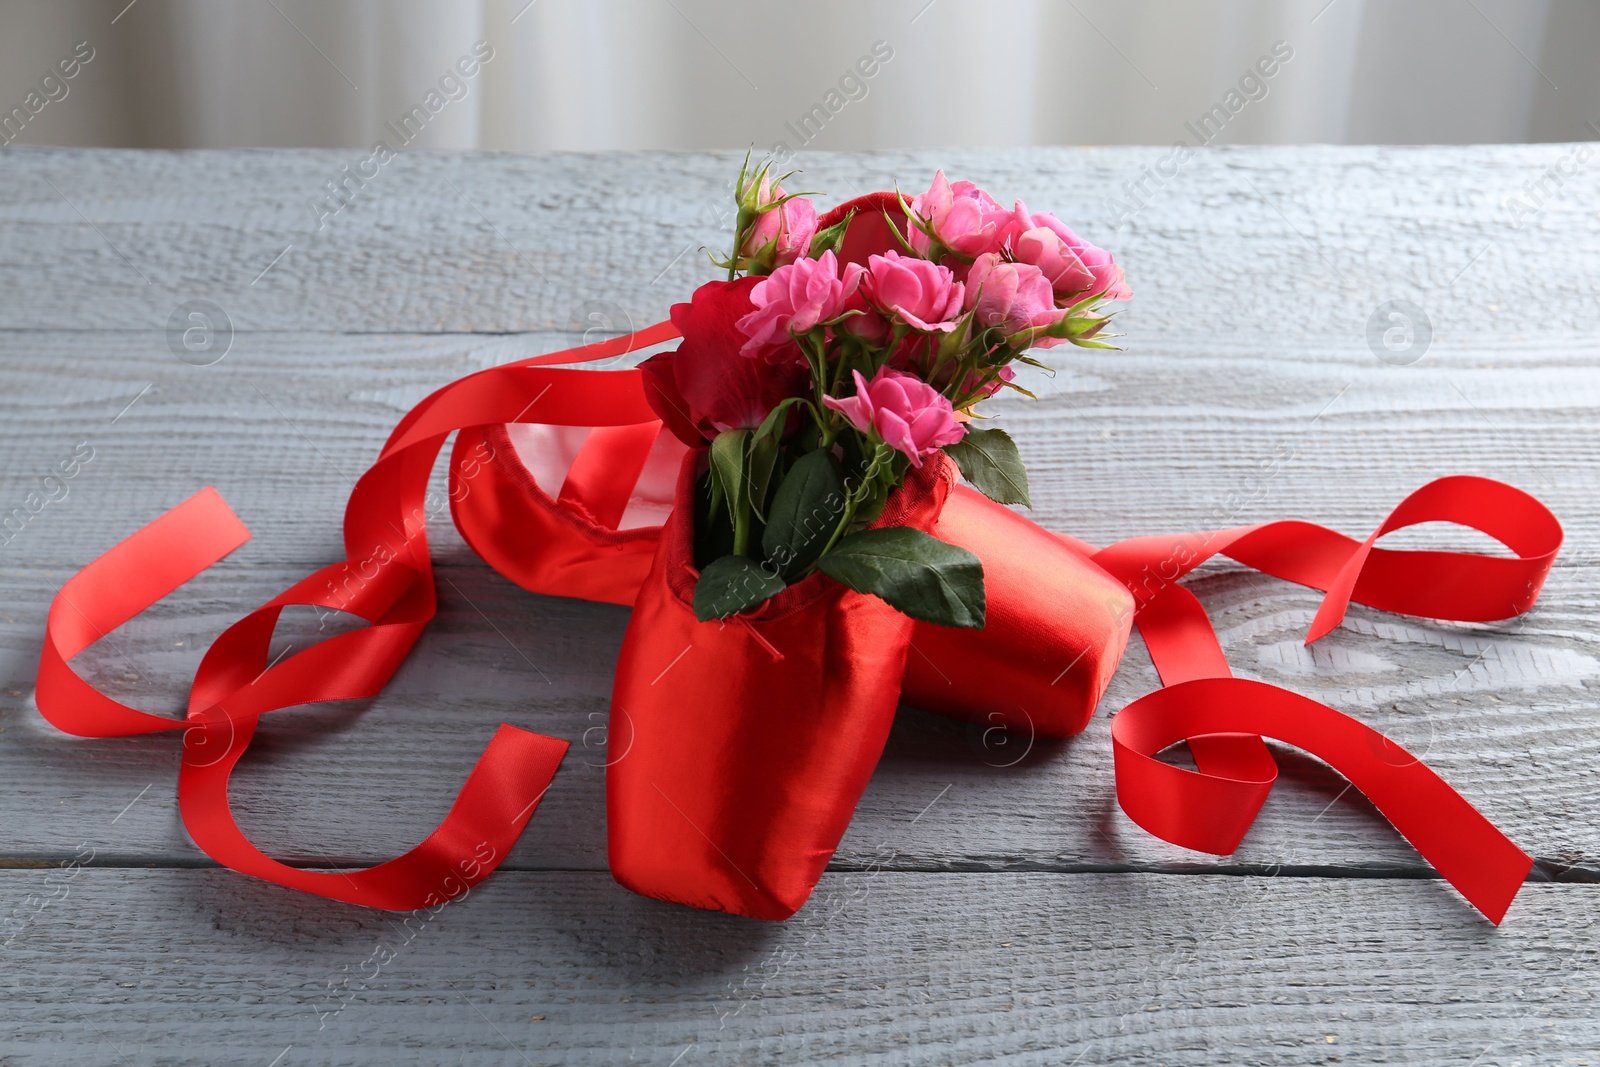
2, 0, 1598, 150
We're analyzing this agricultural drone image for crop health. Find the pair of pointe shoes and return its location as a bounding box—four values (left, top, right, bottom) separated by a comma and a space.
451, 423, 1131, 919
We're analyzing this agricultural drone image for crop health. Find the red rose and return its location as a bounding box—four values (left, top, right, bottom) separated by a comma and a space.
642, 277, 809, 446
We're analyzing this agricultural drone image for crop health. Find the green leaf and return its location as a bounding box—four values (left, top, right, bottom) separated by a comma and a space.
761, 448, 845, 577
693, 554, 786, 621
710, 428, 749, 513
818, 527, 986, 629
703, 459, 726, 521
747, 431, 780, 520
710, 429, 748, 535
943, 428, 1031, 507
749, 397, 806, 521
752, 397, 803, 444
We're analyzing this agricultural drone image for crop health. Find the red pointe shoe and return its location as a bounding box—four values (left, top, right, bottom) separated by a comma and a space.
904, 486, 1134, 739
605, 451, 953, 919
449, 421, 685, 606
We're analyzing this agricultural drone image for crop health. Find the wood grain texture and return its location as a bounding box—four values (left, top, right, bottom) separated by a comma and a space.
2, 144, 1598, 340
3, 558, 1598, 880
0, 146, 1597, 1065
1, 869, 1596, 1067
1, 327, 1597, 566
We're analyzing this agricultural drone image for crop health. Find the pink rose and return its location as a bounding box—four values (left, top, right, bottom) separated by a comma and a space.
742, 177, 818, 269
907, 171, 1015, 259
1013, 227, 1096, 300
737, 250, 864, 360
965, 253, 1068, 347
863, 251, 965, 333
1011, 202, 1131, 302
823, 367, 966, 467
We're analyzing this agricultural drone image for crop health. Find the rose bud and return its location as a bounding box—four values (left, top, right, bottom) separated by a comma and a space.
741, 176, 818, 273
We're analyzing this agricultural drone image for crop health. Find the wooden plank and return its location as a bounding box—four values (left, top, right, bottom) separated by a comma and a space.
3, 555, 1596, 875
1, 868, 1594, 1066
2, 145, 1597, 344
0, 328, 1594, 568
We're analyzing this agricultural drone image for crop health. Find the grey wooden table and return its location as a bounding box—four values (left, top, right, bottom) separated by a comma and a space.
1, 145, 1597, 1066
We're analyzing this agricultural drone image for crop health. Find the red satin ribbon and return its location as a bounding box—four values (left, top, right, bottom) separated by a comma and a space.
1093, 476, 1561, 924
36, 324, 676, 910
36, 318, 1562, 924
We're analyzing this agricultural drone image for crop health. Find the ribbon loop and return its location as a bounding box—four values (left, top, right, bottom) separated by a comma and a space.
1097, 476, 1560, 923
1305, 474, 1561, 642
1112, 677, 1533, 925
1093, 474, 1561, 646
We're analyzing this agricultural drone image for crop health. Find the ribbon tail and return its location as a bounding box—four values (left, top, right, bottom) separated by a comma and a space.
37, 486, 251, 737
36, 323, 683, 911
179, 717, 567, 910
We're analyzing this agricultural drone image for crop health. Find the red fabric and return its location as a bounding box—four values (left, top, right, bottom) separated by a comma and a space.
816, 191, 910, 268
447, 405, 1558, 925
901, 485, 1133, 737
449, 424, 664, 607
441, 335, 1561, 924
607, 451, 954, 918
1089, 475, 1559, 924
36, 325, 672, 910
1110, 678, 1532, 925
453, 429, 1135, 740
34, 216, 1565, 924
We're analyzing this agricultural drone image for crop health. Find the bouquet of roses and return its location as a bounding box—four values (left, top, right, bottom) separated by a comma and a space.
640, 157, 1130, 630
601, 158, 1133, 919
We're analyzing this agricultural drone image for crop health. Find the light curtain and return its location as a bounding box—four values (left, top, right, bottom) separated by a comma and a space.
1, 0, 1594, 150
